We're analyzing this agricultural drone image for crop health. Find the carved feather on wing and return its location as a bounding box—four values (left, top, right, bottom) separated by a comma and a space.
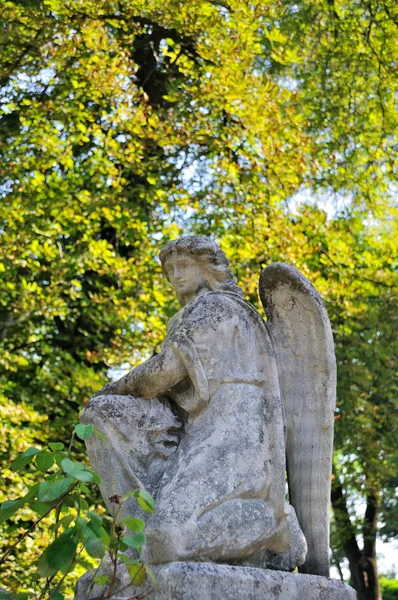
259, 263, 336, 577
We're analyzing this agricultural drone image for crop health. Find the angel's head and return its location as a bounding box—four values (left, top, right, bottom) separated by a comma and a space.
159, 236, 243, 306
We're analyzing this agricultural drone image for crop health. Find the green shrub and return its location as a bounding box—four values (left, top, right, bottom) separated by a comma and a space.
0, 425, 155, 599
380, 577, 398, 600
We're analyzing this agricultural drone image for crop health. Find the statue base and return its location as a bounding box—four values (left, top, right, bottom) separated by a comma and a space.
74, 561, 356, 600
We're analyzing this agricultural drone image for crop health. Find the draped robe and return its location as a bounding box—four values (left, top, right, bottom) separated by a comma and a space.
82, 291, 306, 566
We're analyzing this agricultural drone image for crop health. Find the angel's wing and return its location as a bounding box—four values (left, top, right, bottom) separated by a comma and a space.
259, 263, 336, 577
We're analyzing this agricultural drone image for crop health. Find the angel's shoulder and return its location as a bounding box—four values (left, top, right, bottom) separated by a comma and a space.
181, 291, 256, 330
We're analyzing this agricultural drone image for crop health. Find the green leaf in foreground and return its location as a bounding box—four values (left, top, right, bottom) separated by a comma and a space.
145, 566, 158, 591
37, 530, 77, 577
0, 499, 25, 525
82, 525, 105, 558
0, 484, 39, 524
122, 532, 146, 550
75, 424, 94, 440
61, 458, 94, 482
38, 476, 74, 503
50, 514, 74, 533
30, 501, 51, 516
48, 442, 64, 451
123, 516, 145, 533
127, 562, 147, 586
36, 451, 55, 472
87, 511, 102, 535
93, 575, 110, 586
53, 451, 67, 468
11, 447, 41, 472
137, 490, 155, 514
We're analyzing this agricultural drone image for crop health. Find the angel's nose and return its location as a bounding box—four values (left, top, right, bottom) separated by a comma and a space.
172, 265, 183, 279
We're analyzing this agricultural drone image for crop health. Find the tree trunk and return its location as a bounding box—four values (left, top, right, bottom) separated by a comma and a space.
331, 476, 382, 600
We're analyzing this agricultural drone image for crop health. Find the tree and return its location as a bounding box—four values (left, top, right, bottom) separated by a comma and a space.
1, 1, 397, 597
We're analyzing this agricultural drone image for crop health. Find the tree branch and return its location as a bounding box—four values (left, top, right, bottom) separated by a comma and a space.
363, 491, 379, 559
331, 470, 362, 588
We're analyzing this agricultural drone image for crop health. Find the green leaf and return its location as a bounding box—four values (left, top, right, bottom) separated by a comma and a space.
48, 442, 64, 451
61, 458, 94, 482
60, 514, 75, 530
145, 566, 158, 591
121, 489, 139, 501
127, 562, 147, 586
82, 526, 105, 558
37, 530, 77, 577
0, 484, 39, 524
137, 490, 155, 514
93, 575, 110, 585
62, 494, 76, 509
87, 511, 102, 536
36, 451, 55, 472
75, 424, 94, 440
87, 468, 101, 484
61, 458, 84, 472
122, 532, 146, 550
78, 496, 89, 511
0, 499, 24, 525
11, 447, 40, 472
38, 476, 74, 502
30, 501, 50, 516
123, 516, 145, 533
69, 470, 94, 483
24, 483, 40, 501
77, 556, 96, 570
53, 451, 67, 468
75, 516, 87, 538
100, 527, 111, 547
50, 514, 74, 533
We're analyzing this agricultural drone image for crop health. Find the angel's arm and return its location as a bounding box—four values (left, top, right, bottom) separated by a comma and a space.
103, 345, 188, 399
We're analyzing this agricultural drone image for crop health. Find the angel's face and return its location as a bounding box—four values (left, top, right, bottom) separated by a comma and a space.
165, 253, 208, 305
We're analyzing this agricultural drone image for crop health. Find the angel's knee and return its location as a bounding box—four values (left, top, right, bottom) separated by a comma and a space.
145, 499, 279, 564
80, 394, 136, 428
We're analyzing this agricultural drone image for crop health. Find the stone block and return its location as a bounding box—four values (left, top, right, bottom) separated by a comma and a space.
75, 561, 356, 600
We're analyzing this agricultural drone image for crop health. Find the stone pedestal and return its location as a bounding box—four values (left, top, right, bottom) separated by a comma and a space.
75, 561, 356, 600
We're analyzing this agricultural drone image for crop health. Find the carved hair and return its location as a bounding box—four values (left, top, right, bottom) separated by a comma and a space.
159, 236, 244, 297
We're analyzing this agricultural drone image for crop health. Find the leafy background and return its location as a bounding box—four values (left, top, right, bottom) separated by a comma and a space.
0, 1, 397, 599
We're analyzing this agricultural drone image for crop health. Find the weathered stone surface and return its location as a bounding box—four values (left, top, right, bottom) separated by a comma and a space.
81, 394, 182, 521
80, 236, 336, 575
75, 562, 356, 600
259, 263, 336, 576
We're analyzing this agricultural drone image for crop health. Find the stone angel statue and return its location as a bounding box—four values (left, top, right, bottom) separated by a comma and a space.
81, 236, 336, 577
